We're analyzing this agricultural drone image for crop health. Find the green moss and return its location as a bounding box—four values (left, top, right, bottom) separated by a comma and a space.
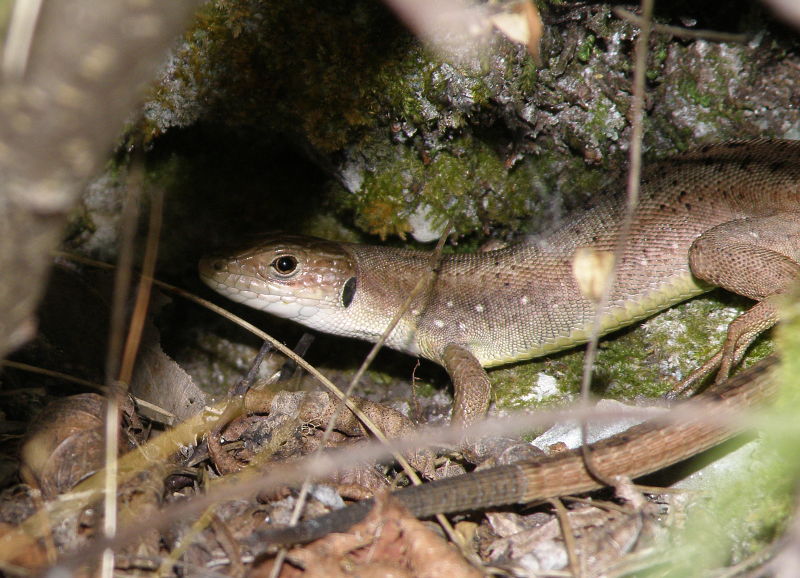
648, 39, 671, 82
159, 0, 414, 151
424, 143, 505, 208
348, 145, 420, 239
412, 380, 438, 398
679, 77, 715, 109
491, 357, 570, 411
63, 205, 96, 244
491, 292, 774, 410
576, 33, 596, 63
516, 56, 541, 95
667, 44, 748, 134
583, 95, 626, 145
372, 45, 438, 127
346, 134, 589, 239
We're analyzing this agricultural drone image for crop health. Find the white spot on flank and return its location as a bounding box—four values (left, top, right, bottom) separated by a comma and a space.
434, 319, 444, 328
457, 322, 467, 331
475, 304, 485, 313
520, 295, 529, 305
411, 309, 420, 316
446, 300, 454, 308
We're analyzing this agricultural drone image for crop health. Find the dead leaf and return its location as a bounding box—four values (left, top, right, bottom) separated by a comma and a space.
0, 521, 49, 572
130, 317, 206, 424
245, 390, 436, 478
483, 503, 645, 573
572, 247, 615, 303
490, 1, 543, 63
252, 494, 481, 577
384, 0, 543, 64
19, 393, 107, 498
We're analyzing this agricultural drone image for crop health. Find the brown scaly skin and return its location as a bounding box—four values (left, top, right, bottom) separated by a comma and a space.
200, 139, 798, 541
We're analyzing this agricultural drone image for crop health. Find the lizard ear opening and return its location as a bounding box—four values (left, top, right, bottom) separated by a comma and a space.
341, 276, 357, 308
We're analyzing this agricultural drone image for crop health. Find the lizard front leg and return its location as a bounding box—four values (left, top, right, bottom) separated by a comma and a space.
681, 212, 800, 392
442, 343, 492, 426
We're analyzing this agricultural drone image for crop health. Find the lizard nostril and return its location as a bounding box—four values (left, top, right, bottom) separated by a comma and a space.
199, 258, 227, 277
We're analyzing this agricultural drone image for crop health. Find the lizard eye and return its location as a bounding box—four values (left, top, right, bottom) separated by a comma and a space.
271, 255, 298, 276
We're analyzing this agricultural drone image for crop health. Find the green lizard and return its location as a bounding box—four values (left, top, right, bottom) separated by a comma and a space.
200, 139, 800, 424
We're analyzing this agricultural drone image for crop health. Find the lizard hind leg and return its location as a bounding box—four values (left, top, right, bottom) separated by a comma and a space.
676, 299, 780, 396
679, 213, 800, 394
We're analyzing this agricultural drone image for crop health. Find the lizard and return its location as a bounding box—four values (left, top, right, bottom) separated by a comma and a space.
200, 139, 800, 423
199, 139, 799, 539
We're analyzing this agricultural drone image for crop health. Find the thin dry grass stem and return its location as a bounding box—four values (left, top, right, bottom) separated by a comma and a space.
101, 156, 142, 578
213, 341, 272, 438
102, 155, 163, 578
231, 341, 273, 397
613, 7, 749, 43
550, 497, 582, 577
118, 186, 164, 385
2, 0, 44, 79
0, 360, 104, 392
0, 360, 176, 421
105, 161, 142, 390
30, 487, 56, 566
157, 505, 217, 576
627, 484, 695, 496
211, 515, 245, 578
601, 546, 666, 577
578, 0, 654, 491
266, 545, 289, 578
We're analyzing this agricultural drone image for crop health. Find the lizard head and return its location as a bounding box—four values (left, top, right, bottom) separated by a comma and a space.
199, 235, 359, 334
